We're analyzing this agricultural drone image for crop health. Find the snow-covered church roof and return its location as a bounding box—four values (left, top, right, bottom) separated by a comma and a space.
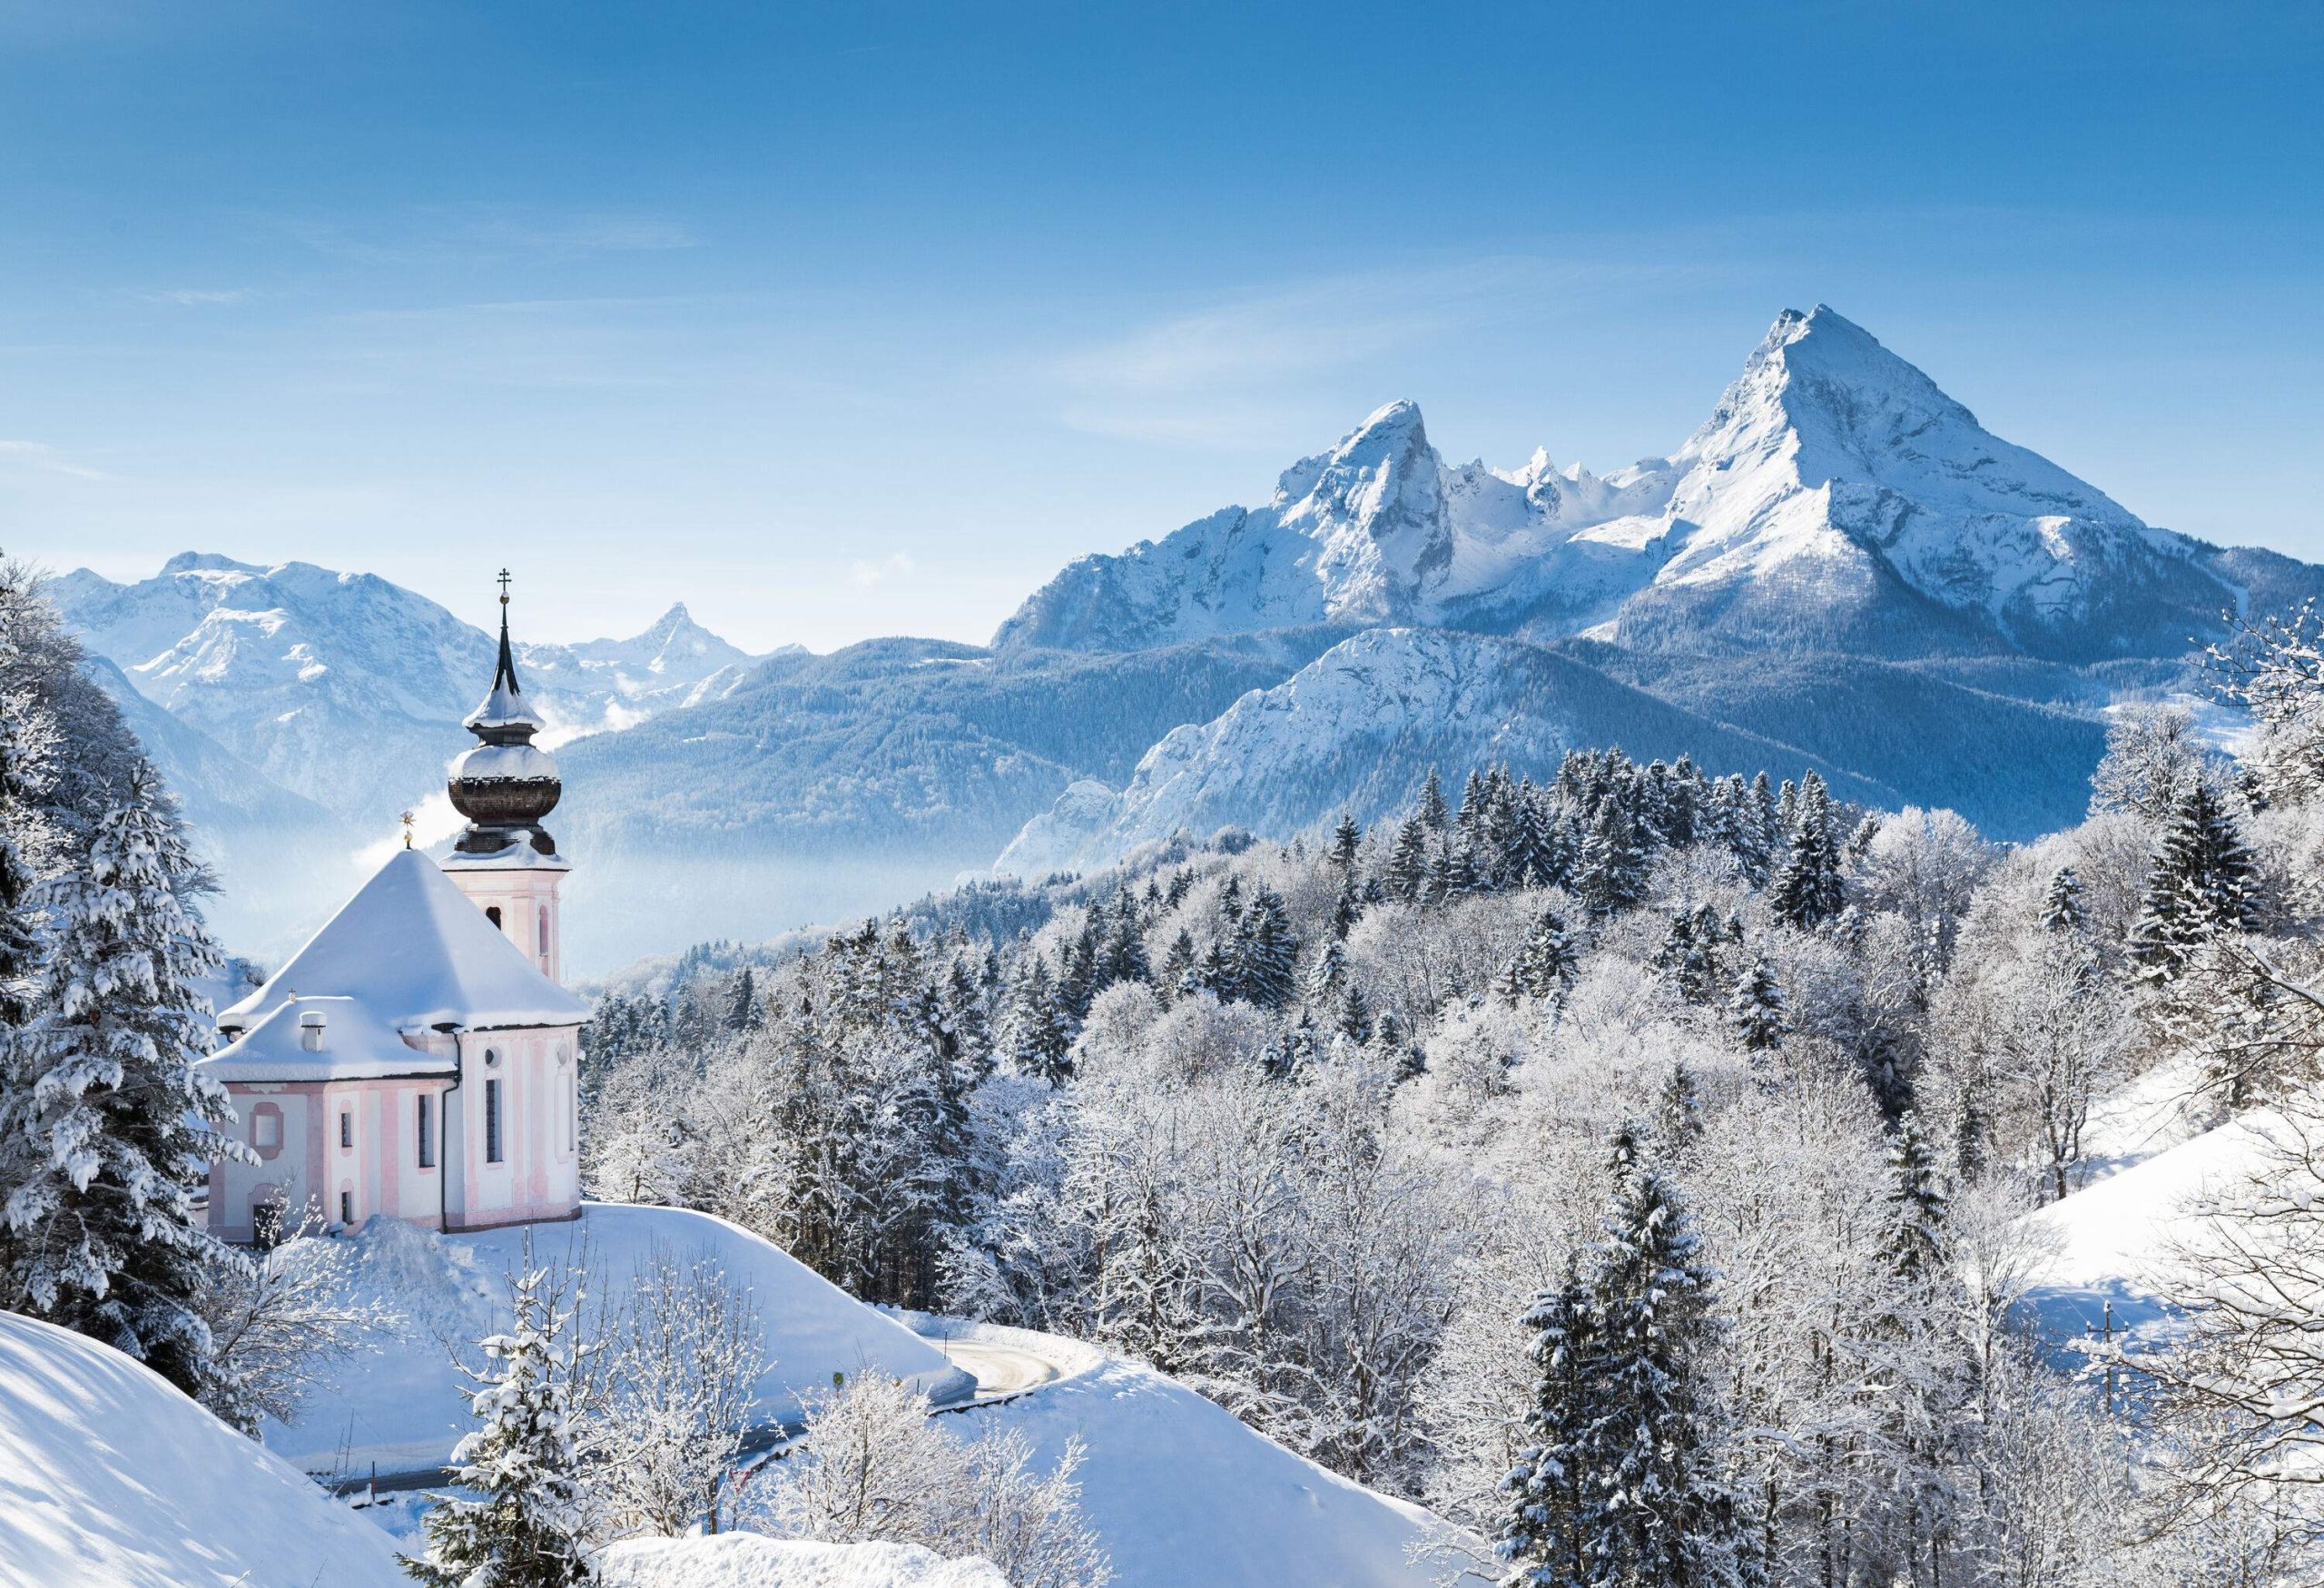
218, 849, 590, 1037
200, 995, 458, 1083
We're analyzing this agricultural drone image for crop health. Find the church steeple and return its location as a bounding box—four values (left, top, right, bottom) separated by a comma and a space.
448, 571, 560, 856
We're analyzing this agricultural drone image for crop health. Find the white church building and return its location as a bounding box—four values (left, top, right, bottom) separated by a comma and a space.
202, 585, 590, 1243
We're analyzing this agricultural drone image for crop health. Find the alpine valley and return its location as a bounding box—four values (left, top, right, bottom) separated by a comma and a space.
58, 307, 2324, 971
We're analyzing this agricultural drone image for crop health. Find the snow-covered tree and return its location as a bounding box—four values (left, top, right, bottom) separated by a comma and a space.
1497, 1263, 1598, 1587
1578, 1123, 1738, 1586
2089, 701, 2227, 821
2129, 779, 2259, 980
193, 1211, 386, 1438
409, 1249, 596, 1587
1769, 771, 1844, 930
587, 1245, 762, 1538
0, 763, 249, 1398
1725, 957, 1787, 1054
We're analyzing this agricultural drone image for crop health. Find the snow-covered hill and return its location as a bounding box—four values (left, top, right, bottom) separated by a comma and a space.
0, 1309, 408, 1588
998, 626, 1890, 876
914, 1322, 1475, 1588
269, 1204, 968, 1473
999, 307, 2290, 663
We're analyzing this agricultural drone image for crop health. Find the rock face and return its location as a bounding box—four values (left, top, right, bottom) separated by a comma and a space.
998, 307, 2273, 662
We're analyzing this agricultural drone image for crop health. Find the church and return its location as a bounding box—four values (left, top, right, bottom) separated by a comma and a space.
201, 584, 590, 1244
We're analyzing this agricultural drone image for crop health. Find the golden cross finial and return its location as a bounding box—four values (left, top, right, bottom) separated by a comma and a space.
399, 809, 415, 849
497, 567, 512, 606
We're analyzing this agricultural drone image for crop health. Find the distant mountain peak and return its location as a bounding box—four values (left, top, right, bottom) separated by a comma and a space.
1000, 305, 2272, 663
159, 551, 265, 577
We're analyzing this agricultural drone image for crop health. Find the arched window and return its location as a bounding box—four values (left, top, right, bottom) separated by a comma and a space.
485, 1077, 503, 1164
538, 905, 551, 972
485, 905, 503, 929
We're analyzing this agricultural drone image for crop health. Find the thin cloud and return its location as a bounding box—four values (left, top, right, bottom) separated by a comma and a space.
847, 552, 916, 587
0, 439, 108, 481
133, 287, 255, 307
285, 202, 701, 266
1050, 256, 1699, 447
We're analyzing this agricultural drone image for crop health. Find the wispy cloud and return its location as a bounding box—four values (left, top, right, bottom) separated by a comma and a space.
847, 551, 915, 587
0, 439, 108, 480
1050, 256, 1699, 448
285, 202, 702, 266
132, 286, 255, 307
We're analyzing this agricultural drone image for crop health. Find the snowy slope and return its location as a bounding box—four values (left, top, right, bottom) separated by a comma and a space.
917, 1322, 1479, 1588
270, 1204, 968, 1472
0, 1309, 407, 1588
996, 626, 1890, 876
999, 308, 2276, 663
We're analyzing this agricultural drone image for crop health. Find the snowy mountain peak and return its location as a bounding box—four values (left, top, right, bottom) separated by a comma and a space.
1001, 305, 2264, 661
158, 550, 265, 577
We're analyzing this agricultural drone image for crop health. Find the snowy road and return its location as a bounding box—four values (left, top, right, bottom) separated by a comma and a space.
930, 1336, 1063, 1401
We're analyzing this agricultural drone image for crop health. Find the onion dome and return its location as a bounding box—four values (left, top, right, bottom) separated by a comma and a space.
448, 576, 560, 856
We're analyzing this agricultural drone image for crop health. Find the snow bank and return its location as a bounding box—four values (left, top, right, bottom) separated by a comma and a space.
921, 1321, 1480, 1588
601, 1534, 1008, 1588
0, 1310, 407, 1588
272, 1203, 969, 1472
2019, 1111, 2280, 1344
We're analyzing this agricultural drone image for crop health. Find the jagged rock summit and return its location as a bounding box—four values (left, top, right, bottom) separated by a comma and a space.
999, 306, 2271, 662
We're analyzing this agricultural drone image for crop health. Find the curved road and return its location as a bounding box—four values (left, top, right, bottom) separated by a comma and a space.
929, 1335, 1063, 1402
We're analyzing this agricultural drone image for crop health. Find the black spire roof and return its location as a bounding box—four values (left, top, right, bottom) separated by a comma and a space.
448, 572, 560, 856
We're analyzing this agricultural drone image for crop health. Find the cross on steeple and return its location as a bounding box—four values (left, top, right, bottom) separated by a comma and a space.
497, 567, 512, 606
399, 809, 415, 849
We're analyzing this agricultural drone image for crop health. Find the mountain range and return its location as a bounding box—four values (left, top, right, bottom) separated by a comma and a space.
56, 307, 2320, 971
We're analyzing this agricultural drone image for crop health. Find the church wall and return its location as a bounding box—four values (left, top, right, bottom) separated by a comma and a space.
441, 864, 567, 984
447, 1024, 583, 1231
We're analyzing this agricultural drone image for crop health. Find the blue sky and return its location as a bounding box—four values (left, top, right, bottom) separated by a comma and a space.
4, 1, 2319, 652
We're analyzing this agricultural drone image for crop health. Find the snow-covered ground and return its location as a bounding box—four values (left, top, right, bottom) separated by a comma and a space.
275, 1202, 970, 1474
601, 1535, 1009, 1587
904, 1319, 1482, 1588
2019, 1089, 2277, 1346
0, 1309, 408, 1588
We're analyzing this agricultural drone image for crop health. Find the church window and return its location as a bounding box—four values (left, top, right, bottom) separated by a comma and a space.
253, 1111, 280, 1150
418, 1093, 434, 1169
486, 905, 503, 929
485, 1078, 503, 1163
539, 906, 551, 972
340, 1110, 352, 1149
252, 1201, 282, 1250
340, 1190, 352, 1224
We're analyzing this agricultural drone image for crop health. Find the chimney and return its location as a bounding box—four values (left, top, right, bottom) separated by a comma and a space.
299, 1009, 328, 1053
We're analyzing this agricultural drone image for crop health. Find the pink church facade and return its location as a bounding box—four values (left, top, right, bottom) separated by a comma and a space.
200, 587, 589, 1242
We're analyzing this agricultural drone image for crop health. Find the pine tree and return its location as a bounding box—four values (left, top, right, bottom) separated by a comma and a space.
1769, 771, 1844, 930
1330, 865, 1364, 940
1497, 1261, 1600, 1588
1726, 957, 1787, 1054
723, 965, 761, 1031
408, 1253, 594, 1587
1497, 908, 1578, 1004
1581, 1125, 1739, 1587
1416, 766, 1450, 833
1233, 888, 1298, 1010
1577, 800, 1649, 918
0, 681, 54, 1031
1650, 911, 1719, 1005
1335, 981, 1374, 1046
999, 955, 1073, 1084
1385, 817, 1432, 902
2128, 780, 2260, 980
1161, 929, 1197, 998
1102, 893, 1152, 987
1882, 1110, 1948, 1286
0, 764, 250, 1397
2040, 865, 2084, 934
1654, 1060, 1704, 1156
1305, 938, 1348, 1006
1330, 812, 1363, 872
